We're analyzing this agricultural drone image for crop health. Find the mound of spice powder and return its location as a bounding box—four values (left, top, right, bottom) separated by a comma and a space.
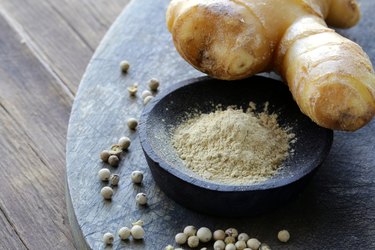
171, 103, 295, 184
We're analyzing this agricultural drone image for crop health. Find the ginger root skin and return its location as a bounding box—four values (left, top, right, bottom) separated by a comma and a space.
167, 0, 375, 131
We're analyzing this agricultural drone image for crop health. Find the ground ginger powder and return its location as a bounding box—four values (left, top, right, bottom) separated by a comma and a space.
171, 103, 295, 184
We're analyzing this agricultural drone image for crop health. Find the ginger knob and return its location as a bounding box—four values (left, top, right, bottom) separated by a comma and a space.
167, 0, 375, 131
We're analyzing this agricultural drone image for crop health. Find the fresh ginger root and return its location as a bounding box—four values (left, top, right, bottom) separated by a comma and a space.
166, 0, 375, 131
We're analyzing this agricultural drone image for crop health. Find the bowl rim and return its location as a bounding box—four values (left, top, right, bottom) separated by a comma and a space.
139, 76, 333, 192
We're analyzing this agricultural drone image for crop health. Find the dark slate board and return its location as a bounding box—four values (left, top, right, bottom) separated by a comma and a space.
66, 0, 375, 249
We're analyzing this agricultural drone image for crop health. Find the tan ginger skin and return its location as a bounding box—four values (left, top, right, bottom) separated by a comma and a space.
167, 0, 375, 131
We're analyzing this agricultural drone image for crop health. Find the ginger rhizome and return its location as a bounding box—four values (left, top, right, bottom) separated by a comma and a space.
167, 0, 375, 131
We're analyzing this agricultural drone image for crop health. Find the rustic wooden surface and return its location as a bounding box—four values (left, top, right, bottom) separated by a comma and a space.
0, 0, 130, 249
66, 0, 375, 249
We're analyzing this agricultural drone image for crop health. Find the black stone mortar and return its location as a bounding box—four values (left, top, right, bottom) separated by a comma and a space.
139, 76, 333, 216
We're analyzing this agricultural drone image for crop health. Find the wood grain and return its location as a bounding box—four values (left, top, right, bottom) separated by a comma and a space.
66, 0, 375, 249
0, 207, 27, 250
0, 0, 130, 94
0, 0, 130, 249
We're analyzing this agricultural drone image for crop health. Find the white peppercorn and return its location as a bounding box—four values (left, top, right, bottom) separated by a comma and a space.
225, 243, 236, 250
165, 245, 174, 250
100, 186, 113, 200
259, 243, 271, 250
213, 230, 226, 240
108, 155, 119, 167
120, 60, 130, 73
141, 90, 153, 99
197, 227, 212, 243
187, 236, 199, 248
118, 136, 131, 150
225, 228, 238, 238
235, 240, 247, 250
183, 225, 197, 237
201, 248, 207, 250
131, 225, 145, 240
247, 238, 261, 250
213, 240, 225, 250
109, 174, 120, 186
102, 232, 114, 245
118, 227, 131, 240
175, 248, 183, 250
244, 249, 252, 250
131, 171, 144, 184
132, 220, 144, 226
175, 232, 188, 245
100, 150, 110, 162
148, 78, 159, 91
277, 230, 290, 243
127, 118, 138, 130
143, 95, 153, 105
109, 144, 122, 158
224, 236, 236, 244
127, 84, 138, 96
238, 233, 249, 242
136, 193, 147, 205
98, 168, 111, 181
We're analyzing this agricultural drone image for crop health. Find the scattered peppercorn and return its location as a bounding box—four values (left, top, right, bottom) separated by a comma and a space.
148, 78, 159, 91
98, 168, 111, 181
143, 95, 153, 105
225, 243, 236, 250
187, 236, 199, 248
131, 171, 144, 184
132, 220, 144, 226
259, 243, 272, 250
183, 225, 197, 237
277, 229, 290, 243
141, 90, 153, 100
214, 240, 225, 250
131, 225, 145, 240
247, 238, 261, 250
127, 118, 138, 130
108, 155, 119, 167
109, 174, 120, 186
213, 230, 226, 240
224, 236, 236, 244
100, 150, 110, 162
135, 193, 147, 205
118, 136, 131, 150
102, 232, 114, 245
118, 227, 131, 240
127, 84, 138, 96
165, 245, 174, 250
175, 232, 187, 245
120, 60, 130, 73
238, 233, 249, 242
225, 228, 238, 238
235, 240, 247, 250
101, 186, 113, 200
197, 227, 212, 243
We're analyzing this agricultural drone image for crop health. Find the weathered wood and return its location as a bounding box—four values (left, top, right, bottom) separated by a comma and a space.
0, 14, 76, 249
0, 0, 130, 94
0, 0, 132, 249
67, 0, 375, 249
0, 208, 27, 250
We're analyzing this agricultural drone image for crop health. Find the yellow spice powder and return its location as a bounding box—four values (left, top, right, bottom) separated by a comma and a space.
171, 103, 295, 184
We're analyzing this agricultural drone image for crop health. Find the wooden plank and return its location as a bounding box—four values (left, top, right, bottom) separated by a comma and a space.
0, 106, 75, 250
0, 12, 75, 249
0, 208, 27, 250
0, 0, 130, 94
66, 0, 375, 249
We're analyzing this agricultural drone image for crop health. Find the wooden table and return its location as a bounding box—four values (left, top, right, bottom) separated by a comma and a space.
0, 1, 129, 249
1, 0, 375, 250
